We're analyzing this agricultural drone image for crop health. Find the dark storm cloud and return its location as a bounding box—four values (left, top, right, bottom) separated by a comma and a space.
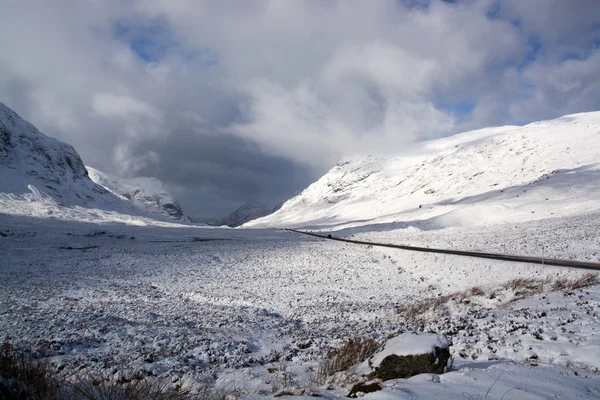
132, 131, 313, 219
1, 0, 599, 220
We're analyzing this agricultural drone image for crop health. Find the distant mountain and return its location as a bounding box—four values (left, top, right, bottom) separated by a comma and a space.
244, 112, 600, 229
86, 167, 189, 221
216, 201, 281, 227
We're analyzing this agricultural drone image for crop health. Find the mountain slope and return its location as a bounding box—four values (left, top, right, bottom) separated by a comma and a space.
86, 167, 189, 221
0, 102, 186, 225
244, 112, 600, 229
216, 201, 283, 227
0, 102, 107, 203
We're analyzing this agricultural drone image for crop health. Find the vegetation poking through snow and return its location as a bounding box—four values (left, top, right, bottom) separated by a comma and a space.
503, 272, 599, 296
398, 273, 599, 322
0, 340, 209, 400
317, 337, 380, 383
0, 340, 59, 400
63, 376, 195, 400
397, 286, 488, 321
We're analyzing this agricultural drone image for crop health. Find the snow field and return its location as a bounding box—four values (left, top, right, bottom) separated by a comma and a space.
1, 213, 600, 397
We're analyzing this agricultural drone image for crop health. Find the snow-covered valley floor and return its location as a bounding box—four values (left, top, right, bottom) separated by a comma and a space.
1, 212, 600, 399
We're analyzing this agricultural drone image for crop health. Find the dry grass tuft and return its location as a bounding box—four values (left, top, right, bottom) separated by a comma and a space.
0, 340, 215, 400
469, 286, 485, 296
566, 272, 599, 290
503, 277, 550, 294
0, 340, 59, 400
62, 376, 195, 400
397, 287, 485, 322
503, 273, 599, 296
398, 273, 599, 322
317, 337, 380, 383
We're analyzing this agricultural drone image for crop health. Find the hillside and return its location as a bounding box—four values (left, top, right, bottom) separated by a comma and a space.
86, 167, 189, 221
0, 102, 186, 225
245, 112, 600, 229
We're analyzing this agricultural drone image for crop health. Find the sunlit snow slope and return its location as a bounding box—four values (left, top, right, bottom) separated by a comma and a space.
245, 112, 600, 229
0, 102, 187, 225
86, 167, 189, 221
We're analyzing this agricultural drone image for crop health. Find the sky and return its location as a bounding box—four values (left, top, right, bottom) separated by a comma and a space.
1, 0, 599, 221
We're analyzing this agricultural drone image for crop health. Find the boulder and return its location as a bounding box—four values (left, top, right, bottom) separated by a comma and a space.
357, 333, 450, 381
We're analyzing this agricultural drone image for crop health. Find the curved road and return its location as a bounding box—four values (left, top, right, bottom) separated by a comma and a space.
286, 228, 600, 272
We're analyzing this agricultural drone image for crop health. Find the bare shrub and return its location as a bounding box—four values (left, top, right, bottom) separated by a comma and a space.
317, 338, 380, 383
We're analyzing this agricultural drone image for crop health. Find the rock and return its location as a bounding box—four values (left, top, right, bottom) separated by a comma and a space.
347, 381, 382, 398
357, 333, 451, 381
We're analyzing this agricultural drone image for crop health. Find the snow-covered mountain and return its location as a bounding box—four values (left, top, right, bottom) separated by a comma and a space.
0, 102, 187, 225
215, 201, 281, 227
0, 102, 129, 212
245, 112, 600, 229
86, 167, 189, 221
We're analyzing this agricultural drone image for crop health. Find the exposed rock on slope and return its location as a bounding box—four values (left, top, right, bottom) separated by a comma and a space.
86, 167, 189, 221
244, 112, 600, 229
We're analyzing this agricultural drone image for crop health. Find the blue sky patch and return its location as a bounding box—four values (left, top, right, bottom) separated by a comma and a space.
435, 99, 476, 119
113, 16, 176, 63
113, 17, 219, 68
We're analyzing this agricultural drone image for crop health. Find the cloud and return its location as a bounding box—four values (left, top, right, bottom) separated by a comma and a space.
0, 0, 598, 220
92, 93, 159, 119
512, 48, 600, 121
499, 0, 600, 58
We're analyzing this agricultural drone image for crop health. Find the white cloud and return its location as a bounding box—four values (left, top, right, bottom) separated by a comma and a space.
92, 93, 158, 119
0, 0, 598, 217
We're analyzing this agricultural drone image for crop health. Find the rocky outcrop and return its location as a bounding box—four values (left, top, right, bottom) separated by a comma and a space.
358, 333, 451, 381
